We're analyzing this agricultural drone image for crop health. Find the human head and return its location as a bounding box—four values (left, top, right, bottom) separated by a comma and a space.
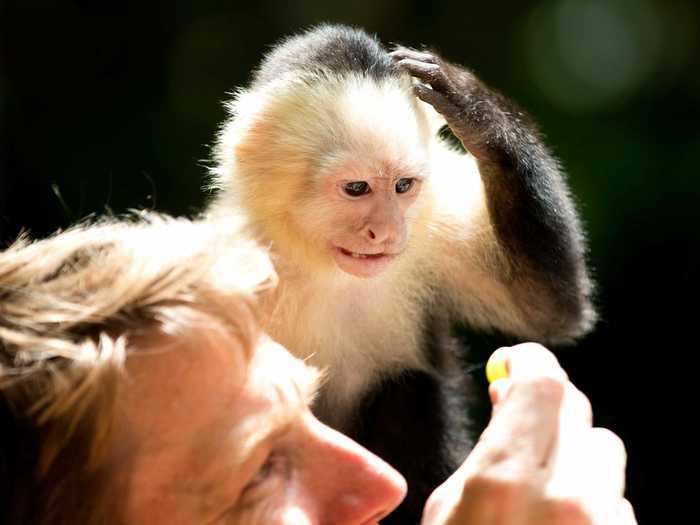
0, 213, 405, 524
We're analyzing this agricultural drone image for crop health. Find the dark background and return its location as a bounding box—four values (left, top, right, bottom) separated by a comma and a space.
2, 1, 698, 522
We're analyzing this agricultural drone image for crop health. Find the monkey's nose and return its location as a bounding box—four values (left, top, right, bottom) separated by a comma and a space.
365, 226, 391, 244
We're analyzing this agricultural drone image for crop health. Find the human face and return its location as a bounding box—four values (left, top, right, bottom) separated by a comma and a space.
111, 332, 406, 524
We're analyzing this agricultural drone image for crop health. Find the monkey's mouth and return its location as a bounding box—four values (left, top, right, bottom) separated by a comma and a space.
333, 247, 398, 278
338, 247, 387, 259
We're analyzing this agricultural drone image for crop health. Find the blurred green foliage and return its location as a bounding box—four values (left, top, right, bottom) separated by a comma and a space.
2, 1, 698, 521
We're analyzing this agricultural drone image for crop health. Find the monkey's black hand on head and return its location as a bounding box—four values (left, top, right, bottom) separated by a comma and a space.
208, 24, 595, 524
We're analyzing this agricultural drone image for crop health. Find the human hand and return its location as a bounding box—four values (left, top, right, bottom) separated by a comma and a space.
421, 343, 636, 525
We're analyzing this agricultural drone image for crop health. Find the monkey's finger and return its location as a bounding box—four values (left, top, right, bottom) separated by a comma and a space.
413, 84, 456, 115
394, 58, 451, 93
389, 47, 438, 64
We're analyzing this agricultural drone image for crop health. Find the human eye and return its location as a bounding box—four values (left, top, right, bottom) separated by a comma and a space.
395, 178, 416, 194
242, 450, 290, 497
215, 450, 292, 522
343, 181, 371, 197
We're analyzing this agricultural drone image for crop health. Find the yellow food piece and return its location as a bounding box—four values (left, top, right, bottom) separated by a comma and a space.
486, 353, 510, 383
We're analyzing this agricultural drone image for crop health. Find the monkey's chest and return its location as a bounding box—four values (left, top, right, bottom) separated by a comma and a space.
265, 289, 429, 414
279, 300, 425, 366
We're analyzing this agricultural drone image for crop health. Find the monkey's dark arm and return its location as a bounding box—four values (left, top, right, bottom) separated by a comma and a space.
392, 49, 595, 343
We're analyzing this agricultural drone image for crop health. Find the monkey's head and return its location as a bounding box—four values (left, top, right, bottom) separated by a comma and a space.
209, 26, 439, 278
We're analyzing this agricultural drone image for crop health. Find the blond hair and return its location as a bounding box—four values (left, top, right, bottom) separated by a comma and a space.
0, 212, 275, 525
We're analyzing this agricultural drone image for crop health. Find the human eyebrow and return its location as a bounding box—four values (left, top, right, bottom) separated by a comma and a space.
236, 362, 322, 463
193, 364, 324, 520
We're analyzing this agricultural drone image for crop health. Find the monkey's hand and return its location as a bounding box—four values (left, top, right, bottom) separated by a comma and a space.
393, 47, 595, 342
390, 47, 511, 163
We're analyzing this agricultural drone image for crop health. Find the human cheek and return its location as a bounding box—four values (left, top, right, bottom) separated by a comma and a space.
230, 500, 310, 525
227, 463, 312, 525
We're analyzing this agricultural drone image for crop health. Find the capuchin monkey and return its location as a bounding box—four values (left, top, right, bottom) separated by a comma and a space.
207, 25, 595, 524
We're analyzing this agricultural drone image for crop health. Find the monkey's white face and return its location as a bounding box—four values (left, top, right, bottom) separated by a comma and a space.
311, 162, 424, 278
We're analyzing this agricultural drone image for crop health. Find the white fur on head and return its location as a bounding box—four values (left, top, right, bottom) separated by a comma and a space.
209, 71, 434, 270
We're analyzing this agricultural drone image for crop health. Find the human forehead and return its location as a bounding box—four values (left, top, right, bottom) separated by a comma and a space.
120, 331, 318, 448
117, 330, 250, 451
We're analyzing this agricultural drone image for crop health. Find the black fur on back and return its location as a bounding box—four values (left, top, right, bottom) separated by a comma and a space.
342, 312, 487, 524
251, 24, 398, 87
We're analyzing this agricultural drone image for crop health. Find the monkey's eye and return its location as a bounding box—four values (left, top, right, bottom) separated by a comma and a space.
395, 178, 415, 194
344, 181, 371, 197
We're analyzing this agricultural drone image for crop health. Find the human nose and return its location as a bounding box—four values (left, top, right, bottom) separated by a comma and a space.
305, 418, 407, 524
